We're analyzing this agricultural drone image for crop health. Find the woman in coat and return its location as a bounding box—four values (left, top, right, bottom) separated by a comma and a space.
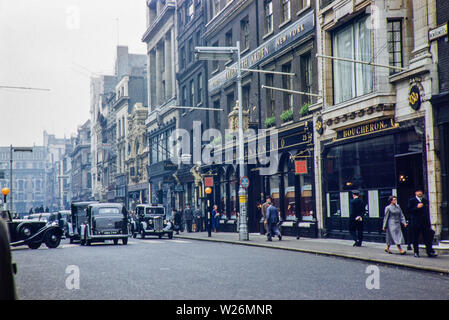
382, 196, 407, 254
212, 205, 220, 232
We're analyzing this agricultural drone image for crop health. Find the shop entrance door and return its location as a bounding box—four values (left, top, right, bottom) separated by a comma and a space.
395, 153, 424, 216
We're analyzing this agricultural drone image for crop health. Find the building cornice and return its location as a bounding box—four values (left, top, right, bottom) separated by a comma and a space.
142, 2, 176, 43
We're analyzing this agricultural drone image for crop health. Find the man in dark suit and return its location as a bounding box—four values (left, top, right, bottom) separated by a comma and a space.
349, 190, 364, 247
407, 189, 437, 258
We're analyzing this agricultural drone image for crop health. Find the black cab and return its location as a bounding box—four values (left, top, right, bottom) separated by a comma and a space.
79, 203, 129, 246
133, 204, 173, 239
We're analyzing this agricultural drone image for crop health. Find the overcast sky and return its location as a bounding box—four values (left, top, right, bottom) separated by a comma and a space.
0, 0, 147, 147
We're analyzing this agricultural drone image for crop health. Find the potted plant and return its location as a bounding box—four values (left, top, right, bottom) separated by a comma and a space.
265, 116, 276, 128
280, 108, 294, 122
299, 102, 311, 117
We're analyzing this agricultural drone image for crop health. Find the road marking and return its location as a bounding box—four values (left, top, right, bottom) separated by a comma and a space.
170, 240, 192, 244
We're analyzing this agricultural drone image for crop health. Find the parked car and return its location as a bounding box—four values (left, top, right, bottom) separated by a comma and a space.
26, 213, 52, 222
79, 203, 129, 246
0, 210, 63, 250
69, 201, 98, 243
133, 204, 173, 239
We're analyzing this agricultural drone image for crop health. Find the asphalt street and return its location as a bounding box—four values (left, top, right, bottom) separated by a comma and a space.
11, 237, 449, 300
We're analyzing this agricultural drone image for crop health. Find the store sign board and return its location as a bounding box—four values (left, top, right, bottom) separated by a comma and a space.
208, 10, 315, 92
334, 118, 399, 142
429, 22, 448, 42
295, 160, 308, 175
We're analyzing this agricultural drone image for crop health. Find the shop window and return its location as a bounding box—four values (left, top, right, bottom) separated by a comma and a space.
332, 15, 372, 104
230, 171, 238, 218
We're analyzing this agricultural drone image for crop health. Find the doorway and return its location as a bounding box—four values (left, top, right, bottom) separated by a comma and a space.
395, 153, 424, 215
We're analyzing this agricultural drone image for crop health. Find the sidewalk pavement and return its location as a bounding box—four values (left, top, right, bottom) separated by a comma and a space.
174, 231, 449, 275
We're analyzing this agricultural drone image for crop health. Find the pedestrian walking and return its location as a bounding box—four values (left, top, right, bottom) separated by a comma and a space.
407, 189, 437, 258
194, 205, 203, 232
349, 190, 364, 247
265, 203, 281, 241
212, 205, 220, 232
382, 196, 407, 255
183, 204, 194, 233
261, 197, 271, 235
173, 209, 182, 234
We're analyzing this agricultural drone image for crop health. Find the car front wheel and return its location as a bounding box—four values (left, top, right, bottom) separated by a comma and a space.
27, 241, 41, 250
44, 231, 61, 249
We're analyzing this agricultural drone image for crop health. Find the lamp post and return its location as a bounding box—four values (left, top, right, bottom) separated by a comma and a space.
2, 187, 9, 211
195, 42, 249, 241
9, 146, 33, 213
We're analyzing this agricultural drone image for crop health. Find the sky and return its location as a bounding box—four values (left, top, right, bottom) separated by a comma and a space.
0, 0, 147, 147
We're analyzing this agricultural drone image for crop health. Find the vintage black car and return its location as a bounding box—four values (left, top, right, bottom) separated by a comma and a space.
48, 210, 71, 238
0, 210, 63, 250
69, 201, 98, 243
133, 204, 173, 239
79, 203, 129, 246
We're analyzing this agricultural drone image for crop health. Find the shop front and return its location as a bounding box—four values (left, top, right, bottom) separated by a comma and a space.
322, 117, 427, 242
127, 183, 149, 211
258, 122, 317, 237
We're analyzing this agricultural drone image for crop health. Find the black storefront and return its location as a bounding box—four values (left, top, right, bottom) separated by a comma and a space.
432, 93, 449, 240
202, 120, 317, 236
321, 117, 428, 242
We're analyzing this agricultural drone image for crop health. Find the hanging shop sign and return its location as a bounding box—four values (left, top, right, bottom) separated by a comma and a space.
409, 85, 422, 111
295, 160, 308, 175
204, 176, 214, 187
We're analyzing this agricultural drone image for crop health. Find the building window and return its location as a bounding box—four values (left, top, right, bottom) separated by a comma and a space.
196, 30, 201, 47
186, 0, 194, 23
227, 92, 235, 116
212, 41, 219, 72
213, 99, 221, 130
298, 0, 310, 11
281, 0, 291, 23
301, 53, 312, 104
225, 29, 233, 47
190, 79, 195, 107
266, 74, 275, 117
180, 46, 186, 70
264, 0, 273, 35
332, 15, 372, 104
282, 63, 293, 110
197, 73, 203, 104
387, 20, 403, 75
182, 85, 187, 106
240, 17, 250, 51
242, 85, 250, 110
212, 0, 220, 17
188, 38, 193, 63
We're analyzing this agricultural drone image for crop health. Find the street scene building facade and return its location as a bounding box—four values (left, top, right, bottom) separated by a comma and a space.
14, 0, 446, 243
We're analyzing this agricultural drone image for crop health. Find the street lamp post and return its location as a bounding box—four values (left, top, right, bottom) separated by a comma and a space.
195, 42, 249, 241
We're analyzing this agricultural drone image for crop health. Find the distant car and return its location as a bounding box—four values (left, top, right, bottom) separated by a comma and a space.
133, 204, 173, 239
27, 213, 52, 222
1, 210, 63, 250
79, 203, 130, 246
69, 201, 98, 243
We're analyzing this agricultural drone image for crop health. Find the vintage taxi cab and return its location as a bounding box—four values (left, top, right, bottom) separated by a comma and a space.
133, 204, 173, 239
69, 201, 98, 243
79, 203, 129, 246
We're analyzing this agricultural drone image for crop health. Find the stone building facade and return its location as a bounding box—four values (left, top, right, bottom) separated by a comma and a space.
314, 0, 443, 241
71, 120, 92, 203
143, 0, 179, 213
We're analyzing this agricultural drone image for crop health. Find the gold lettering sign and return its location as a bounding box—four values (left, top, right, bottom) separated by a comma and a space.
336, 119, 398, 141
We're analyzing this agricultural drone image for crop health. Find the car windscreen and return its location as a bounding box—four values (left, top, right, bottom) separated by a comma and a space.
145, 207, 165, 215
96, 208, 122, 216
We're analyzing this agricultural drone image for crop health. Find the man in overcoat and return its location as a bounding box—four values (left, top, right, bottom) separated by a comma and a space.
407, 189, 437, 258
349, 190, 364, 247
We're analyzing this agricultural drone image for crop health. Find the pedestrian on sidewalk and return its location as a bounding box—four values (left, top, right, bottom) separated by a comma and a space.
407, 188, 437, 258
266, 203, 281, 241
261, 197, 271, 235
349, 190, 364, 247
212, 205, 220, 232
194, 205, 203, 232
183, 204, 194, 233
382, 196, 407, 255
173, 209, 182, 234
